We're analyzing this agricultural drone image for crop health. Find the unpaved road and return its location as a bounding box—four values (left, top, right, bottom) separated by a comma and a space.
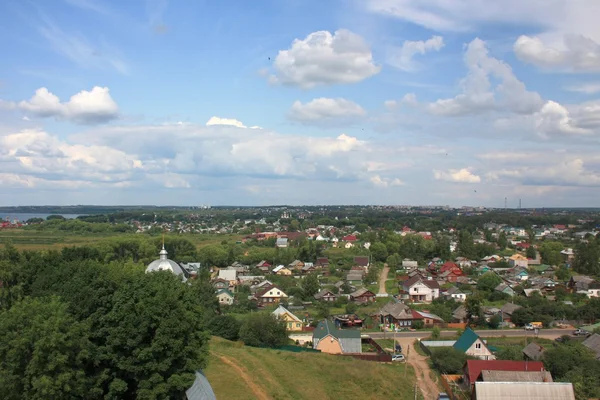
214, 354, 269, 400
378, 263, 390, 294
396, 337, 439, 400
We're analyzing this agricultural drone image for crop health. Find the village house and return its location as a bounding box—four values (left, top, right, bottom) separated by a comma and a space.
568, 275, 600, 297
523, 342, 546, 361
314, 289, 337, 302
354, 256, 369, 268
582, 334, 600, 360
254, 284, 288, 305
218, 269, 238, 288
212, 278, 229, 290
315, 257, 329, 268
508, 254, 529, 268
500, 302, 522, 323
373, 302, 420, 328
401, 275, 440, 302
312, 320, 361, 354
272, 305, 304, 332
463, 359, 546, 388
415, 311, 444, 327
216, 288, 234, 305
256, 260, 272, 274
272, 265, 292, 275
472, 382, 574, 400
288, 260, 304, 271
301, 263, 316, 274
349, 288, 376, 303
454, 328, 496, 360
402, 258, 419, 270
495, 282, 516, 297
443, 286, 466, 302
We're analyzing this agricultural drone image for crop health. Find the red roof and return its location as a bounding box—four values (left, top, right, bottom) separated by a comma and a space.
515, 242, 531, 249
464, 360, 545, 384
342, 235, 357, 242
440, 261, 459, 272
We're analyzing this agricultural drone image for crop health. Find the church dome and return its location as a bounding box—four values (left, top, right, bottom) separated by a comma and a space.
146, 245, 187, 281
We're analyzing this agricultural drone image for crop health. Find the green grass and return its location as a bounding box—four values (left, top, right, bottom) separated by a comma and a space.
385, 279, 398, 295
206, 336, 418, 400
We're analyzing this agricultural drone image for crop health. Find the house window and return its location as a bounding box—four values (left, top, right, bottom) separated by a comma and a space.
475, 343, 481, 349
413, 287, 418, 292
277, 291, 280, 295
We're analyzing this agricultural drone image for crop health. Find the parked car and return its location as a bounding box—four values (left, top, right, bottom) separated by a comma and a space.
525, 322, 543, 330
573, 329, 590, 336
391, 354, 405, 362
437, 393, 450, 400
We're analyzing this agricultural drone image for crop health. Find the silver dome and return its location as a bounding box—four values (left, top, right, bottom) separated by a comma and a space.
145, 245, 187, 281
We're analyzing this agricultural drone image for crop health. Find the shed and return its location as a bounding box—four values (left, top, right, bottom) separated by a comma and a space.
473, 382, 575, 400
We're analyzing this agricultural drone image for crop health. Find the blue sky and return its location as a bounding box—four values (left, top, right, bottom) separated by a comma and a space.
1, 0, 600, 207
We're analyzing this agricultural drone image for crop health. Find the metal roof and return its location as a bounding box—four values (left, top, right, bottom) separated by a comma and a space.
145, 246, 187, 281
185, 370, 217, 400
473, 382, 575, 400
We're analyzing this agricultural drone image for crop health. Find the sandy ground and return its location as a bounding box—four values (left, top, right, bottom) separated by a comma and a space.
378, 264, 390, 294
396, 337, 440, 400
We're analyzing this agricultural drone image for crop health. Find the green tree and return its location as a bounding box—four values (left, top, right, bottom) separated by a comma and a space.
198, 245, 229, 268
465, 296, 482, 321
488, 314, 502, 329
0, 296, 91, 400
92, 272, 209, 399
497, 232, 507, 249
239, 313, 288, 348
430, 347, 468, 374
457, 230, 475, 259
206, 314, 241, 341
386, 253, 402, 268
301, 273, 320, 300
370, 242, 388, 262
539, 242, 564, 266
431, 326, 441, 340
345, 302, 358, 314
496, 346, 523, 361
573, 239, 600, 275
526, 246, 536, 259
477, 272, 503, 292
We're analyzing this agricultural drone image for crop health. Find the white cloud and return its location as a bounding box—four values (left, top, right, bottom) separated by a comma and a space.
364, 1, 600, 43
269, 29, 381, 88
205, 116, 262, 129
535, 101, 591, 137
288, 98, 366, 124
434, 168, 481, 183
565, 82, 600, 94
428, 38, 542, 116
388, 35, 444, 71
16, 87, 119, 124
38, 13, 128, 74
488, 159, 600, 187
514, 34, 600, 72
370, 175, 404, 187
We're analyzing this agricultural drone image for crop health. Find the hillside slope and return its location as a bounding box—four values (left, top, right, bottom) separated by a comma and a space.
205, 337, 419, 400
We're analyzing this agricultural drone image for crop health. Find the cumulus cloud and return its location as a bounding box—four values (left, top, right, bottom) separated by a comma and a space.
514, 34, 600, 72
487, 158, 600, 187
370, 175, 404, 188
434, 168, 481, 183
14, 87, 119, 124
205, 116, 261, 129
269, 29, 381, 88
428, 38, 542, 116
388, 35, 444, 71
535, 101, 591, 137
288, 98, 366, 124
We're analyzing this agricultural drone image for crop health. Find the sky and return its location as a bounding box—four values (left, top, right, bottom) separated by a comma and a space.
1, 0, 600, 207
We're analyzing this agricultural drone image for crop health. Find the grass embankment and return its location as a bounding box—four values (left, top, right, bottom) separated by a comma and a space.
0, 229, 243, 251
206, 337, 418, 400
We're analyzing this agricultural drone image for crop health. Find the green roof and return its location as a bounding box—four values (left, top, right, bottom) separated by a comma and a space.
453, 328, 479, 352
312, 320, 361, 340
216, 288, 233, 297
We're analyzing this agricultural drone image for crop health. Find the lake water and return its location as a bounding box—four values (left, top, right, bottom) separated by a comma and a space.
1, 213, 82, 222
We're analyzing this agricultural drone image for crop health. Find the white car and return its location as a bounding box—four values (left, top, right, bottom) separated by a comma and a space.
391, 354, 405, 362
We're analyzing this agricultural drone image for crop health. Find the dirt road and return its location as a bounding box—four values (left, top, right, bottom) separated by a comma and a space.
214, 354, 270, 400
396, 337, 439, 400
378, 263, 390, 294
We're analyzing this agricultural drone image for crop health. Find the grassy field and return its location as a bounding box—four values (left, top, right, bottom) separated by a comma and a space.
206, 337, 419, 400
0, 229, 243, 251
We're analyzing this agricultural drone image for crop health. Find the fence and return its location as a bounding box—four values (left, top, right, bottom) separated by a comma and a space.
342, 353, 393, 362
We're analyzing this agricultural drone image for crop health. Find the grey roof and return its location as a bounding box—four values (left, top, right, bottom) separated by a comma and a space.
349, 288, 374, 298
522, 342, 545, 361
312, 320, 361, 353
186, 370, 217, 400
145, 246, 187, 281
453, 305, 468, 320
376, 302, 410, 319
501, 302, 522, 315
473, 382, 575, 400
582, 333, 600, 360
314, 289, 337, 299
480, 370, 553, 382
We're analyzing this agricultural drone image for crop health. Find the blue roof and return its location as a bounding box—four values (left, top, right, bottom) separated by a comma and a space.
186, 370, 217, 400
453, 328, 479, 352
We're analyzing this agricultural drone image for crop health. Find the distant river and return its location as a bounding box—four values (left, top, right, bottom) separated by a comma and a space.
0, 213, 82, 222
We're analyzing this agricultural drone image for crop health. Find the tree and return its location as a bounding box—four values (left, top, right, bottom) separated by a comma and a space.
0, 296, 91, 400
239, 313, 287, 348
465, 296, 482, 321
431, 326, 441, 340
488, 314, 502, 329
364, 267, 379, 285
496, 346, 523, 361
345, 302, 358, 314
386, 253, 403, 268
198, 245, 229, 268
497, 232, 507, 249
539, 242, 564, 266
430, 347, 468, 374
370, 242, 388, 262
457, 231, 475, 259
92, 272, 209, 399
477, 272, 502, 292
526, 246, 536, 260
573, 239, 600, 275
301, 273, 320, 300
206, 314, 241, 341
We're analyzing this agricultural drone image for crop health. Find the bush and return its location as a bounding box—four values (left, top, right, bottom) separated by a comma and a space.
412, 320, 424, 330
430, 347, 468, 374
239, 313, 288, 348
345, 302, 358, 314
488, 314, 502, 329
431, 326, 441, 340
207, 314, 241, 341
